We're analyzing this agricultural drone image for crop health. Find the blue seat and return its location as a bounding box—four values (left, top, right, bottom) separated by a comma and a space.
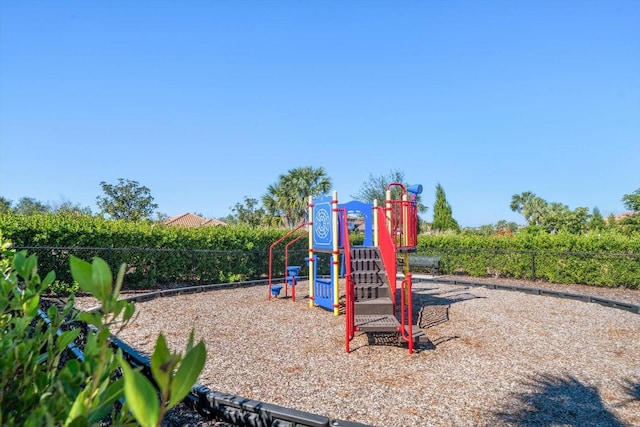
271, 285, 283, 297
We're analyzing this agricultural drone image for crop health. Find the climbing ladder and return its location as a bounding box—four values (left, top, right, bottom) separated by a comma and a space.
349, 247, 426, 353
344, 182, 427, 354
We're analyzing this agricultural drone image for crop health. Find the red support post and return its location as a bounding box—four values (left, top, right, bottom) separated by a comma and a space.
268, 222, 309, 300
285, 233, 307, 301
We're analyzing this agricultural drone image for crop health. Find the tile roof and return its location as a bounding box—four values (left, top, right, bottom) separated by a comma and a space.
615, 212, 637, 221
163, 213, 226, 227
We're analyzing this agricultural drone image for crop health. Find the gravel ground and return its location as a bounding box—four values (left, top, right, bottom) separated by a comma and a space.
75, 277, 640, 426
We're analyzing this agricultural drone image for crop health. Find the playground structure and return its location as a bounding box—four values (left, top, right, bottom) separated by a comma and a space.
268, 183, 426, 354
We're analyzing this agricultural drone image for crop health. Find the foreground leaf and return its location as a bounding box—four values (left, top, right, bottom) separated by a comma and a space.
120, 357, 160, 427
168, 340, 206, 408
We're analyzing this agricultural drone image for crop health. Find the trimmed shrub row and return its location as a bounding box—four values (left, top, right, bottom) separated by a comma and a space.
1, 214, 638, 289
0, 214, 309, 288
417, 233, 640, 289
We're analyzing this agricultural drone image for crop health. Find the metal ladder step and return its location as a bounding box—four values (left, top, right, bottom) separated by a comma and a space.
355, 316, 428, 345
354, 314, 400, 332
354, 297, 395, 316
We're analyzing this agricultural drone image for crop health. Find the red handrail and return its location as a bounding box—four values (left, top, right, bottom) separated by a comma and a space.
284, 233, 307, 301
376, 200, 417, 354
375, 206, 397, 296
339, 208, 355, 353
268, 222, 309, 300
399, 274, 414, 354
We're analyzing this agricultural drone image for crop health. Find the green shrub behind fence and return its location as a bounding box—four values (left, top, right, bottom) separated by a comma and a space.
417, 232, 640, 288
1, 214, 638, 289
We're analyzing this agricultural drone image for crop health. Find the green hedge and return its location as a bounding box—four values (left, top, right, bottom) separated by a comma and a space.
417, 232, 640, 289
0, 213, 309, 288
2, 214, 638, 289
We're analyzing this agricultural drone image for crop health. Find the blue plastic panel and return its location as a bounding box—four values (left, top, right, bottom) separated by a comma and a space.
312, 195, 334, 251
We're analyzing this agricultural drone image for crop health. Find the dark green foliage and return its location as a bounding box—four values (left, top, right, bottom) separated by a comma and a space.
0, 243, 130, 426
509, 191, 639, 235
229, 196, 267, 227
262, 166, 332, 228
619, 213, 640, 234
0, 213, 307, 289
510, 191, 547, 226
96, 178, 159, 221
14, 196, 50, 215
0, 238, 206, 426
432, 183, 459, 232
589, 207, 606, 231
48, 199, 93, 215
351, 169, 428, 214
3, 212, 638, 290
0, 196, 91, 215
417, 232, 640, 289
540, 205, 590, 234
495, 220, 519, 233
607, 213, 618, 231
622, 188, 640, 212
351, 169, 406, 203
0, 196, 13, 214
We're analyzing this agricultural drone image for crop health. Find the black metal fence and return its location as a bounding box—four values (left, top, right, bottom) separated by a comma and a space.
11, 246, 640, 289
415, 247, 640, 288
12, 246, 316, 289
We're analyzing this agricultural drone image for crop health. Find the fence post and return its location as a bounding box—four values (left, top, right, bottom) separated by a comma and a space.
191, 250, 196, 283
531, 251, 536, 281
445, 248, 449, 275
255, 251, 261, 280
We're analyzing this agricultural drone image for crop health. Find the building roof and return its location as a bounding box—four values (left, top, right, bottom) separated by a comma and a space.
163, 213, 226, 227
615, 212, 637, 221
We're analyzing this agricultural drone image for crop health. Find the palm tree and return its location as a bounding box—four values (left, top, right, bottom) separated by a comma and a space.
541, 202, 569, 231
262, 166, 332, 227
510, 191, 534, 223
510, 191, 548, 225
529, 197, 550, 226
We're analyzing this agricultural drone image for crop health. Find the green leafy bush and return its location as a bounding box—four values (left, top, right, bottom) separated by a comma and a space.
417, 231, 640, 288
0, 234, 206, 426
0, 213, 307, 288
3, 213, 638, 289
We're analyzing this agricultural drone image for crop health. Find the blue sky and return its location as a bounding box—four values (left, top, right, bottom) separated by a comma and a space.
1, 0, 638, 227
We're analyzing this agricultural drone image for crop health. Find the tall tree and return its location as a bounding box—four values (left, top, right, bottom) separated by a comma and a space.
262, 166, 332, 228
510, 191, 534, 223
619, 214, 640, 234
96, 178, 158, 221
622, 188, 640, 212
14, 197, 50, 215
351, 169, 428, 213
230, 196, 266, 227
510, 191, 548, 225
49, 199, 92, 215
495, 219, 519, 233
432, 183, 459, 232
352, 169, 405, 204
0, 197, 12, 214
562, 206, 590, 234
527, 198, 547, 226
619, 188, 640, 233
540, 202, 570, 232
589, 207, 606, 231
